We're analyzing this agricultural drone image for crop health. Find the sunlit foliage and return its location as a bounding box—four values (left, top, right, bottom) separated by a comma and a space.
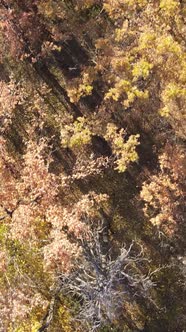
0, 0, 185, 331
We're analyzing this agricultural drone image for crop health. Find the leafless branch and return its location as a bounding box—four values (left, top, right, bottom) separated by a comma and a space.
58, 222, 157, 331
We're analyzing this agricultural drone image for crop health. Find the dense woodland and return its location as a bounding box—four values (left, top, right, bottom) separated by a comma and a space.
0, 1, 186, 331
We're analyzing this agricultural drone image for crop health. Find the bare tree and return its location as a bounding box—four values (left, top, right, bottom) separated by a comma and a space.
58, 223, 156, 331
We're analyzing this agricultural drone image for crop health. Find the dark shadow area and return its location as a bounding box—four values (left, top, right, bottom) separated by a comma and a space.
33, 61, 82, 117
53, 36, 89, 79
91, 135, 112, 157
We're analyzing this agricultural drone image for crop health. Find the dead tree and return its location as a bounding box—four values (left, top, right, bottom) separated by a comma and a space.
58, 223, 156, 331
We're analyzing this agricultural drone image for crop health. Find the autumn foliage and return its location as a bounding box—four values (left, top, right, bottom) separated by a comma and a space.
0, 1, 185, 331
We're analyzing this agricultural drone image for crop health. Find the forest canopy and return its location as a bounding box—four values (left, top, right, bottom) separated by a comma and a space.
0, 1, 185, 331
